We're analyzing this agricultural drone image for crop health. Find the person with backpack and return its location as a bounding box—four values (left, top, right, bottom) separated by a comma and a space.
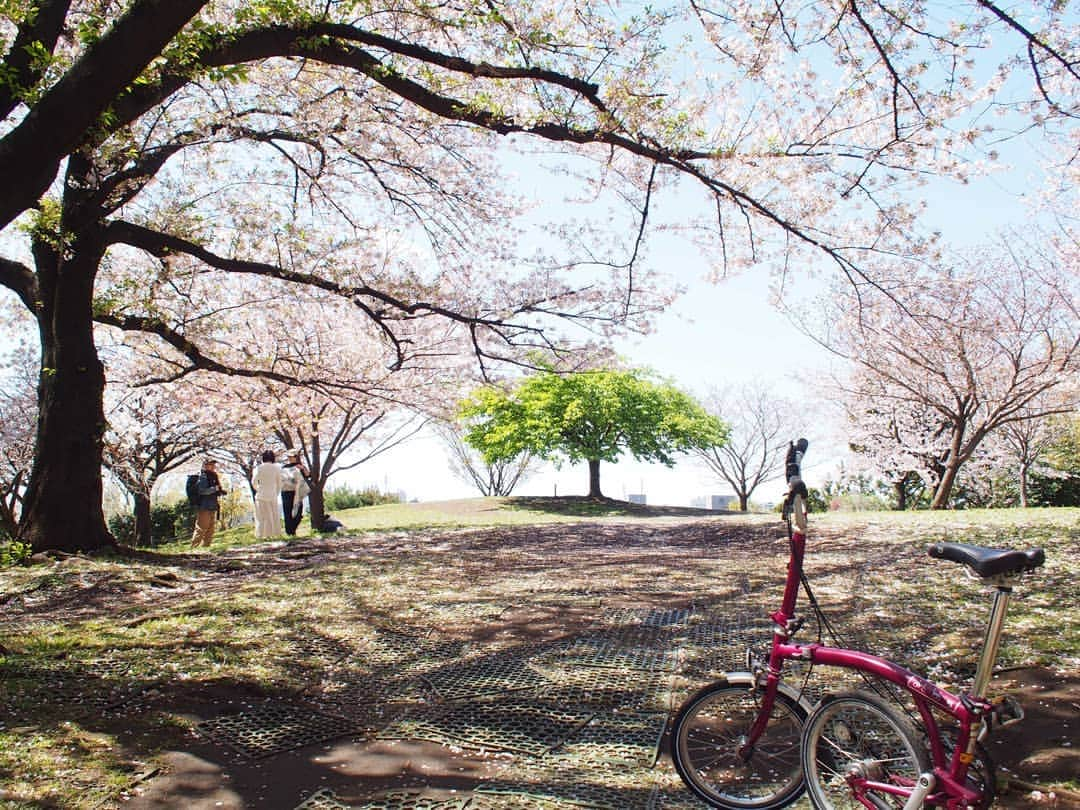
190, 458, 226, 548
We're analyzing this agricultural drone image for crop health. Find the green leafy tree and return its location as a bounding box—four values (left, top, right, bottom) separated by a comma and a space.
461, 369, 727, 498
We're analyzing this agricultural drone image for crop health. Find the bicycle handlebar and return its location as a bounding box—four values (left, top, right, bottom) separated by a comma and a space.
785, 438, 809, 496
782, 439, 809, 531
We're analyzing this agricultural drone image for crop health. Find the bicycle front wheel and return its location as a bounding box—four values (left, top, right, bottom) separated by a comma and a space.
672, 678, 807, 809
800, 691, 930, 809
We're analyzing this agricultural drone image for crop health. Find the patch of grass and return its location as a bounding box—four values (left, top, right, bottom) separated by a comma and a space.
335, 496, 593, 529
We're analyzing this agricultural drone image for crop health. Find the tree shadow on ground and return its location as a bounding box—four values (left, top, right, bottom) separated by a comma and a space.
3, 517, 1077, 808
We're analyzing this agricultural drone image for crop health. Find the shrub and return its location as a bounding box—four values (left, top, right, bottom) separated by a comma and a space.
806, 487, 829, 514
0, 538, 33, 567
107, 512, 136, 545
216, 490, 249, 529
109, 502, 197, 547
324, 485, 402, 511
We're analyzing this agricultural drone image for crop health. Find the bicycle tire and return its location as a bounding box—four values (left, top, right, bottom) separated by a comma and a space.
801, 690, 930, 809
672, 677, 807, 809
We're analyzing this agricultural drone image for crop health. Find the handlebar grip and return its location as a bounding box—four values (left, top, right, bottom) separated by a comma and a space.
785, 438, 808, 485
782, 439, 810, 526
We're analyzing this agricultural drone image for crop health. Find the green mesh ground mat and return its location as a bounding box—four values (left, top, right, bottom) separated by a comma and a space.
307, 667, 432, 716
546, 635, 679, 673
474, 761, 652, 809
679, 609, 773, 676
294, 788, 472, 810
532, 662, 672, 712
640, 608, 692, 629
468, 797, 566, 809
300, 687, 419, 734
646, 785, 718, 809
290, 632, 356, 664
678, 608, 821, 698
421, 654, 551, 701
195, 702, 360, 759
378, 699, 593, 756
1, 655, 132, 679
0, 656, 137, 714
359, 629, 469, 672
598, 607, 692, 630
552, 710, 668, 767
353, 794, 471, 810
295, 788, 353, 809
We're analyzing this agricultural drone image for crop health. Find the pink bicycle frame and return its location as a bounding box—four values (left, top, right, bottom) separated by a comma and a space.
745, 526, 988, 809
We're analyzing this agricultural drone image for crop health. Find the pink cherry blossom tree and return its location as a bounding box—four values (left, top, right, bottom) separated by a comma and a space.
842, 377, 940, 509
0, 349, 36, 538
244, 382, 427, 532
100, 381, 231, 546
822, 237, 1078, 509
168, 315, 446, 532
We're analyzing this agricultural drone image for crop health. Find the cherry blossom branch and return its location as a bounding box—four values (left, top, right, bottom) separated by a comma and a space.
848, 0, 924, 140
101, 220, 611, 376
976, 0, 1079, 106
93, 20, 959, 290
0, 0, 209, 230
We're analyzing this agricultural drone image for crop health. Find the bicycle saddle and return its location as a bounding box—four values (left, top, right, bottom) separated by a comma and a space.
928, 542, 1045, 578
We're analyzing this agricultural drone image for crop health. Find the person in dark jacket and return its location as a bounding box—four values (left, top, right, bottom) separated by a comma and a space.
190, 458, 226, 548
280, 449, 310, 536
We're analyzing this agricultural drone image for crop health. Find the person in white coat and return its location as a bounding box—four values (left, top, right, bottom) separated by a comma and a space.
252, 450, 284, 539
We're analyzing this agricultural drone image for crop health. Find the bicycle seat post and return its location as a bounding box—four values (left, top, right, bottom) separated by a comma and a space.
971, 578, 1014, 701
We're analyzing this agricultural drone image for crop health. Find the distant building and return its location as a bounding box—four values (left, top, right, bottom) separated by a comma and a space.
627, 493, 647, 505
710, 495, 735, 510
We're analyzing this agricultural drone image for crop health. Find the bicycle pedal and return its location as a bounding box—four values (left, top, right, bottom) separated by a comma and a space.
993, 695, 1025, 727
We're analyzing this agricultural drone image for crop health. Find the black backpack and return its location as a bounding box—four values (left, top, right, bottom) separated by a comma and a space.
186, 474, 201, 507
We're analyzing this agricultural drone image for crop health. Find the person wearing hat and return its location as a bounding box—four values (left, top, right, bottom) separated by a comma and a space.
280, 448, 310, 535
191, 458, 227, 548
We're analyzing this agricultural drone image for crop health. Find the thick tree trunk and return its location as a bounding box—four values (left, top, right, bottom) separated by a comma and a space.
308, 430, 327, 530
308, 483, 327, 531
895, 479, 908, 511
930, 463, 961, 510
588, 459, 602, 498
133, 491, 152, 546
738, 493, 749, 511
17, 245, 113, 553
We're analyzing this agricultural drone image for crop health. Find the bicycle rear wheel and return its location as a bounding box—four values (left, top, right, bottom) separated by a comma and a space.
672, 677, 807, 809
800, 690, 930, 809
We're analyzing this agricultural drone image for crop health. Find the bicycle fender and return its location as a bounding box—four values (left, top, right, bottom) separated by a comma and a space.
721, 671, 816, 716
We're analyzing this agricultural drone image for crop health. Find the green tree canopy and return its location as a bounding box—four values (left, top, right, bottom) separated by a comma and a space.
460, 369, 728, 498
